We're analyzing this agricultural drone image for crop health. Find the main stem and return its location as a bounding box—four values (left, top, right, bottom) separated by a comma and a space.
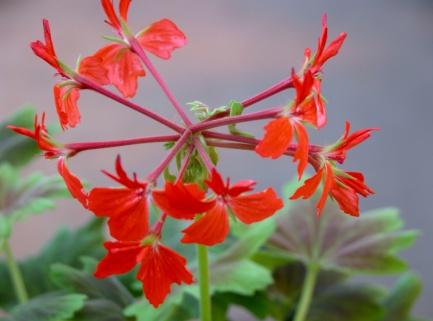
197, 244, 212, 321
293, 262, 319, 321
3, 241, 28, 304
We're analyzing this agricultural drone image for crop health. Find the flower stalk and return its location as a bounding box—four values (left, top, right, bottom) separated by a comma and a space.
3, 241, 28, 304
197, 244, 212, 321
293, 262, 319, 321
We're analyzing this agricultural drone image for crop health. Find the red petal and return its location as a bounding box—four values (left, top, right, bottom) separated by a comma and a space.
227, 180, 256, 197
152, 182, 216, 220
205, 168, 226, 196
54, 85, 81, 130
95, 241, 142, 278
181, 202, 229, 246
315, 14, 328, 62
88, 187, 148, 241
316, 162, 334, 215
137, 19, 187, 60
119, 0, 131, 22
229, 188, 283, 224
293, 121, 309, 179
93, 44, 145, 98
101, 0, 121, 30
256, 116, 293, 159
137, 244, 193, 308
79, 55, 109, 85
290, 166, 324, 200
57, 157, 88, 208
330, 183, 360, 216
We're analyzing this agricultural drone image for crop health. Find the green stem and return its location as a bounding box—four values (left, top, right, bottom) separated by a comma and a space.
293, 262, 319, 321
3, 241, 28, 304
197, 244, 212, 321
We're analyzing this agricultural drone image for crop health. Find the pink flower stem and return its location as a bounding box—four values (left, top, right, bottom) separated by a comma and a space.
129, 37, 193, 126
203, 130, 323, 154
242, 76, 294, 107
147, 130, 191, 183
75, 74, 184, 133
65, 134, 179, 155
193, 137, 214, 172
190, 107, 281, 133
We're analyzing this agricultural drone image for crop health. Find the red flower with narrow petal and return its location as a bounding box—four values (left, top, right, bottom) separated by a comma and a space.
31, 20, 108, 130
153, 169, 283, 246
324, 121, 379, 164
309, 14, 347, 71
7, 113, 63, 159
30, 19, 62, 74
291, 124, 377, 216
291, 163, 374, 216
88, 156, 149, 241
95, 240, 193, 308
57, 157, 88, 208
92, 2, 186, 98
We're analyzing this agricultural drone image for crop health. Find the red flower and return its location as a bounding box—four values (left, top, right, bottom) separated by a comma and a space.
324, 121, 379, 164
88, 156, 149, 241
7, 113, 62, 159
93, 1, 186, 97
95, 240, 193, 308
291, 162, 374, 216
308, 14, 347, 71
31, 20, 108, 130
57, 157, 88, 208
30, 19, 62, 74
256, 71, 316, 177
153, 169, 283, 246
290, 124, 376, 216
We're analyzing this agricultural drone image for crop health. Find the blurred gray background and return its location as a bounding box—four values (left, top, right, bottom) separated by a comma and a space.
0, 0, 432, 318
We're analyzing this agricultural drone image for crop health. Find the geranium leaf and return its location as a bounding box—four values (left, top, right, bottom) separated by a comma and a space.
49, 262, 134, 321
0, 164, 68, 225
381, 273, 422, 321
0, 220, 104, 308
124, 291, 194, 321
306, 284, 385, 321
0, 292, 86, 321
269, 184, 418, 274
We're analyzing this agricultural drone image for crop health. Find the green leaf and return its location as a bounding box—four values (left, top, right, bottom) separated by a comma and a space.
213, 291, 286, 321
49, 261, 134, 321
269, 184, 418, 274
0, 107, 40, 167
381, 273, 422, 321
0, 292, 86, 321
227, 100, 253, 138
50, 262, 134, 307
306, 284, 385, 321
124, 291, 195, 321
0, 220, 104, 308
0, 164, 68, 224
